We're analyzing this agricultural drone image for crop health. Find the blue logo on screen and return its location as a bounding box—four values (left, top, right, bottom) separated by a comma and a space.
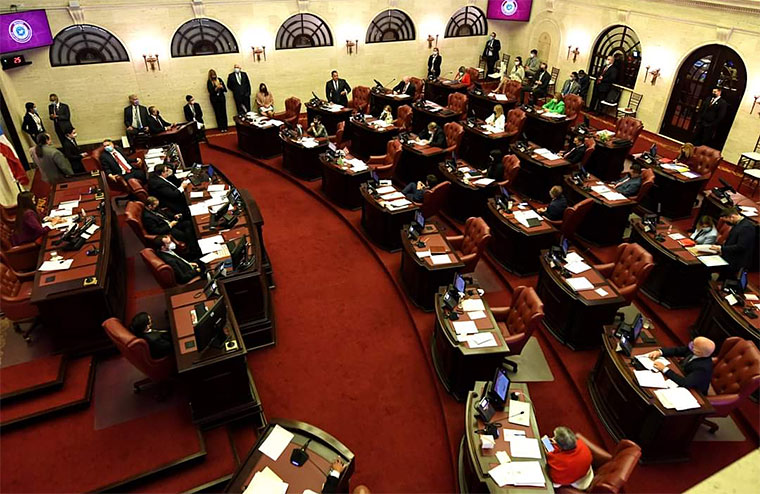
9, 20, 33, 44
501, 0, 519, 16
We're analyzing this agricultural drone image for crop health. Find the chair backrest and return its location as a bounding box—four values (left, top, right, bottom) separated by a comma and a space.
501, 154, 520, 184
717, 217, 732, 244
0, 220, 13, 250
447, 92, 468, 116
139, 248, 177, 288
711, 337, 760, 397
90, 145, 105, 164
564, 94, 584, 122
504, 286, 544, 354
444, 122, 464, 150
615, 116, 643, 143
0, 204, 17, 226
504, 80, 522, 101
460, 217, 491, 256
505, 108, 526, 136
466, 67, 480, 84
501, 53, 511, 66
550, 67, 560, 82
610, 243, 654, 302
125, 201, 157, 248
421, 180, 451, 218
102, 317, 174, 382
577, 434, 641, 494
127, 178, 148, 203
688, 145, 722, 176
334, 121, 348, 145
755, 134, 760, 153
581, 138, 596, 168
409, 77, 425, 101
350, 86, 371, 113
395, 105, 413, 131
0, 262, 22, 298
285, 96, 302, 117
634, 168, 655, 203
628, 92, 643, 110
561, 198, 593, 240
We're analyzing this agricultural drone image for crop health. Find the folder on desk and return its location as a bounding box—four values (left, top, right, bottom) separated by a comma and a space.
566, 277, 594, 291
654, 387, 700, 411
508, 437, 542, 459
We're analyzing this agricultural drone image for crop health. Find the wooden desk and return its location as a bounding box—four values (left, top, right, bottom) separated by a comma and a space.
306, 102, 353, 135
425, 78, 468, 106
360, 183, 418, 251
695, 281, 760, 351
524, 110, 571, 153
400, 223, 464, 311
484, 197, 557, 276
234, 116, 282, 158
584, 137, 632, 182
225, 419, 355, 493
369, 88, 413, 117
438, 161, 497, 223
431, 287, 509, 401
634, 154, 709, 219
459, 382, 554, 493
167, 283, 264, 429
460, 120, 512, 167
281, 134, 329, 181
588, 327, 714, 463
511, 145, 574, 203
629, 219, 711, 309
467, 91, 516, 120
563, 174, 635, 246
319, 154, 370, 210
696, 190, 759, 271
395, 138, 447, 186
30, 173, 126, 356
348, 116, 399, 159
412, 101, 463, 134
148, 122, 202, 167
536, 251, 625, 349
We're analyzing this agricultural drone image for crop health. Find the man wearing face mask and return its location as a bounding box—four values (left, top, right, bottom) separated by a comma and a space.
48, 93, 72, 144
154, 235, 204, 284
482, 32, 501, 76
427, 48, 442, 79
124, 94, 150, 145
142, 195, 197, 248
61, 127, 87, 174
694, 87, 728, 147
100, 138, 146, 183
520, 62, 550, 105
561, 72, 581, 96
524, 49, 541, 80
708, 207, 756, 276
590, 56, 618, 112
227, 64, 252, 114
21, 102, 45, 144
148, 163, 192, 216
646, 337, 715, 394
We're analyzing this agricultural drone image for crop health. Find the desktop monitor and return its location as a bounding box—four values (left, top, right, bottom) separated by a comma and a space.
739, 269, 748, 292
500, 186, 510, 200
631, 313, 644, 341
486, 0, 534, 21
489, 367, 511, 409
328, 142, 337, 153
193, 297, 228, 352
207, 165, 215, 179
0, 10, 54, 54
414, 210, 425, 230
454, 273, 466, 293
650, 143, 658, 157
227, 234, 249, 270
560, 236, 569, 257
227, 188, 241, 204
370, 170, 380, 184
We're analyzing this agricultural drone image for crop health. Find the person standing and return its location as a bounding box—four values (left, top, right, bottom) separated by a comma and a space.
183, 94, 206, 141
21, 102, 45, 144
427, 47, 442, 79
325, 70, 351, 106
227, 63, 252, 114
694, 87, 728, 147
207, 69, 228, 132
34, 133, 73, 186
482, 32, 501, 75
61, 127, 87, 174
577, 70, 591, 101
590, 56, 618, 112
48, 94, 72, 143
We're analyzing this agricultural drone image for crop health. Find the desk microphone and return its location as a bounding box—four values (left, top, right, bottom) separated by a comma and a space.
290, 438, 311, 467
384, 78, 396, 88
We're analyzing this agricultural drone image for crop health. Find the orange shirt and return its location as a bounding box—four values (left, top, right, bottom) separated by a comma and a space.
546, 438, 592, 485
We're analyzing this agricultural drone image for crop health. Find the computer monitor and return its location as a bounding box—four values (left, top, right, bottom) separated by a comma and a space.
451, 152, 458, 164
489, 367, 510, 409
454, 273, 465, 293
739, 269, 748, 292
500, 186, 510, 200
207, 165, 215, 179
631, 313, 644, 341
193, 297, 228, 352
328, 141, 337, 153
227, 235, 248, 270
560, 236, 569, 257
650, 143, 658, 157
370, 170, 380, 185
227, 188, 241, 204
414, 210, 425, 230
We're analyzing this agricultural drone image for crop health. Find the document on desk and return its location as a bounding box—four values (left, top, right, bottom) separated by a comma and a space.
473, 178, 495, 186
509, 437, 542, 459
190, 191, 205, 198
198, 235, 226, 255
565, 251, 584, 263
601, 191, 628, 202
243, 467, 288, 494
381, 191, 405, 200
564, 261, 591, 274
697, 255, 728, 267
200, 244, 230, 264
39, 259, 74, 272
416, 250, 431, 258
461, 298, 485, 312
207, 184, 227, 192
467, 310, 487, 320
300, 138, 319, 148
388, 198, 412, 208
681, 171, 700, 179
513, 210, 542, 228
430, 254, 452, 265
258, 424, 294, 461
189, 203, 209, 216
566, 277, 594, 291
465, 332, 498, 348
452, 320, 478, 335
633, 370, 670, 388
635, 355, 670, 371
654, 387, 701, 411
376, 185, 396, 194
507, 400, 531, 426
489, 461, 546, 487
739, 206, 758, 217
668, 233, 686, 240
590, 185, 610, 194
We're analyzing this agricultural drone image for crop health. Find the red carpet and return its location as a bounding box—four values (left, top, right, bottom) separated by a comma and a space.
0, 354, 65, 399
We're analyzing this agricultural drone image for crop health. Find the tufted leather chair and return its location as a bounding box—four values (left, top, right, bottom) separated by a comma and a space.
331, 121, 351, 149
349, 86, 371, 113
615, 117, 643, 144
702, 337, 760, 432
505, 108, 527, 141
593, 243, 654, 304
127, 178, 149, 203
466, 67, 480, 86
139, 248, 199, 289
102, 317, 176, 393
580, 138, 596, 169
688, 145, 722, 184
0, 262, 38, 340
443, 122, 464, 155
446, 217, 491, 272
409, 77, 425, 101
497, 154, 520, 188
273, 96, 302, 127
418, 181, 451, 219
367, 140, 403, 180
716, 217, 732, 244
447, 92, 468, 119
0, 204, 17, 226
395, 105, 413, 132
564, 94, 584, 124
125, 201, 186, 252
633, 168, 655, 204
503, 80, 522, 101
490, 286, 544, 372
557, 434, 641, 494
92, 145, 129, 197
0, 221, 40, 272
547, 198, 593, 243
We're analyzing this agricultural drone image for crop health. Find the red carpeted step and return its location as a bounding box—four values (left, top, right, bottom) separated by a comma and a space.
0, 354, 66, 402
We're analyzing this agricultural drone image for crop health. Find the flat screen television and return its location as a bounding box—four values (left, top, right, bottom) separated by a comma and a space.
0, 10, 54, 54
486, 0, 534, 22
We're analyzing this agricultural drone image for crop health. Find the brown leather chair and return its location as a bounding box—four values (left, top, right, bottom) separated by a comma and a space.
102, 317, 176, 393
505, 108, 526, 141
0, 204, 17, 226
593, 243, 654, 304
331, 121, 351, 148
564, 94, 584, 124
127, 178, 149, 203
139, 248, 199, 289
0, 220, 40, 272
490, 286, 544, 372
580, 138, 596, 169
409, 77, 425, 101
716, 217, 732, 244
447, 92, 468, 119
556, 434, 641, 494
496, 154, 520, 188
442, 122, 464, 155
546, 197, 593, 242
367, 140, 402, 180
633, 168, 655, 204
503, 80, 522, 101
395, 105, 413, 132
688, 145, 722, 185
417, 181, 451, 219
349, 86, 371, 113
273, 96, 301, 127
615, 117, 643, 144
446, 217, 491, 272
465, 67, 480, 86
703, 337, 760, 433
0, 262, 38, 341
125, 201, 186, 251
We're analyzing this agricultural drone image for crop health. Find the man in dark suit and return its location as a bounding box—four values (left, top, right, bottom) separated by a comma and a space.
100, 138, 146, 182
154, 235, 204, 284
124, 94, 150, 145
482, 32, 501, 75
147, 106, 172, 135
48, 93, 72, 143
143, 196, 196, 245
709, 207, 757, 276
486, 149, 504, 180
184, 94, 206, 141
520, 63, 550, 105
427, 48, 442, 79
21, 102, 45, 144
562, 135, 587, 164
648, 337, 715, 394
613, 163, 643, 197
419, 122, 446, 148
325, 70, 351, 106
694, 87, 728, 147
227, 64, 252, 114
148, 164, 191, 216
590, 56, 618, 112
61, 127, 86, 174
321, 459, 346, 494
577, 70, 590, 100
541, 185, 568, 221
402, 174, 438, 203
393, 77, 416, 97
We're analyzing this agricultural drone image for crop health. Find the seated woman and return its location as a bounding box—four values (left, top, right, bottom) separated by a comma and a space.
129, 312, 173, 359
402, 174, 438, 203
307, 115, 328, 138
485, 104, 505, 132
256, 83, 274, 117
454, 66, 471, 85
691, 215, 718, 245
542, 93, 565, 114
496, 57, 524, 93
11, 191, 63, 246
677, 142, 695, 162
147, 106, 172, 135
379, 105, 394, 124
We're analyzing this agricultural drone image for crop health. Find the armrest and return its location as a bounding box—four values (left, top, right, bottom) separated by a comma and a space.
546, 218, 562, 228
593, 262, 615, 277
504, 332, 528, 347
13, 269, 36, 281
707, 393, 740, 410
490, 306, 510, 321
446, 234, 464, 250
367, 154, 388, 165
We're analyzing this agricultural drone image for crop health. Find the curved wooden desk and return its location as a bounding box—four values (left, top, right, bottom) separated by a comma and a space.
695, 281, 760, 351
306, 101, 353, 135
563, 173, 634, 246
319, 155, 370, 210
634, 154, 709, 219
425, 78, 468, 106
359, 183, 418, 251
395, 138, 446, 186
524, 109, 571, 153
348, 116, 399, 159
583, 137, 632, 182
467, 91, 516, 121
234, 115, 282, 158
460, 119, 512, 168
438, 161, 496, 223
148, 121, 202, 166
511, 144, 574, 203
369, 88, 413, 117
281, 134, 329, 181
411, 101, 463, 134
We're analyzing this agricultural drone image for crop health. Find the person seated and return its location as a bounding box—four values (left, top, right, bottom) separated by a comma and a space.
524, 49, 540, 80
577, 70, 590, 99
542, 93, 565, 114
148, 164, 191, 216
256, 83, 274, 117
708, 207, 756, 276
676, 142, 694, 162
10, 191, 64, 246
539, 185, 567, 221
124, 94, 150, 144
520, 63, 550, 105
561, 72, 581, 96
418, 122, 446, 148
454, 66, 471, 85
143, 196, 196, 245
129, 312, 173, 359
691, 215, 718, 245
402, 174, 437, 203
307, 115, 328, 138
321, 459, 346, 494
497, 57, 525, 94
147, 106, 173, 135
612, 163, 643, 197
393, 76, 415, 97
154, 234, 204, 284
485, 149, 504, 180
485, 104, 505, 132
100, 138, 146, 183
61, 127, 87, 174
561, 135, 587, 164
545, 426, 594, 490
379, 105, 394, 124
646, 337, 715, 394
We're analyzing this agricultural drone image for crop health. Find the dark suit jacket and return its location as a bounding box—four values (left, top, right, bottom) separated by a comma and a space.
148, 175, 188, 215
393, 81, 416, 97
124, 104, 150, 129
596, 65, 618, 92
157, 250, 198, 284
325, 78, 351, 106
661, 346, 713, 395
321, 474, 339, 494
142, 331, 173, 359
184, 102, 204, 124
21, 112, 45, 138
207, 79, 228, 103
427, 54, 442, 78
147, 114, 171, 135
420, 127, 446, 148
487, 160, 504, 181
534, 71, 551, 92
48, 102, 72, 131
482, 38, 501, 59
142, 208, 173, 235
616, 175, 642, 197
699, 97, 728, 129
578, 75, 590, 97
564, 144, 587, 164
722, 218, 756, 273
227, 72, 252, 99
545, 195, 568, 221
100, 147, 138, 176
61, 137, 84, 173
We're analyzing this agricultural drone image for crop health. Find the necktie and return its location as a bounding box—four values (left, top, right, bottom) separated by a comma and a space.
237, 73, 241, 85
112, 151, 131, 173
334, 80, 338, 91
135, 107, 142, 128
167, 250, 193, 269
189, 104, 195, 116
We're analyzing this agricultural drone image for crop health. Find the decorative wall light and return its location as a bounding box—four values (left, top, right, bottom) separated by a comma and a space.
427, 34, 438, 49
644, 66, 660, 85
346, 39, 358, 55
751, 95, 759, 114
566, 46, 580, 63
142, 54, 160, 71
252, 46, 266, 62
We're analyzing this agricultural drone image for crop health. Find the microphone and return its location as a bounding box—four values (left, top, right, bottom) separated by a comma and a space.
290, 438, 311, 467
384, 78, 396, 87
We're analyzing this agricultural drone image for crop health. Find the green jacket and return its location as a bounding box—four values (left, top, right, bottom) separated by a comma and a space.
542, 99, 566, 114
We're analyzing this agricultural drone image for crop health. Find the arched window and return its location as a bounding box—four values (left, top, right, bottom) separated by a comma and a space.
49, 24, 129, 67
588, 25, 642, 89
275, 13, 333, 49
171, 18, 238, 58
366, 9, 415, 44
445, 6, 487, 38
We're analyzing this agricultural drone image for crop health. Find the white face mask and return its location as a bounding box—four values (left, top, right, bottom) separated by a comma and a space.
168, 242, 177, 251
234, 68, 241, 73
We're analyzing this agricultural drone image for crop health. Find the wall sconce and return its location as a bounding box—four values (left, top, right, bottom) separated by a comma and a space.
751, 95, 759, 114
427, 34, 438, 49
251, 46, 266, 62
643, 66, 660, 85
142, 54, 160, 71
346, 39, 358, 55
566, 46, 580, 63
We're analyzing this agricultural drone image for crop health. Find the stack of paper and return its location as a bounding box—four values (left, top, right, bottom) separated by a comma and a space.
591, 185, 610, 194
534, 148, 561, 160
739, 206, 758, 217
493, 93, 508, 102
381, 191, 405, 201
430, 254, 452, 265
39, 259, 74, 272
258, 425, 294, 461
697, 255, 728, 267
633, 370, 670, 388
300, 137, 319, 148
566, 277, 594, 291
198, 235, 226, 255
453, 320, 478, 335
388, 198, 411, 208
513, 210, 542, 228
601, 191, 628, 202
243, 467, 288, 494
145, 148, 164, 158
509, 437, 541, 459
464, 332, 498, 348
488, 461, 545, 487
346, 158, 368, 172
473, 178, 495, 186
461, 299, 485, 312
564, 261, 591, 274
681, 171, 700, 179
654, 387, 700, 411
376, 185, 396, 194
635, 355, 670, 371
507, 400, 531, 427
565, 251, 584, 263
189, 203, 209, 216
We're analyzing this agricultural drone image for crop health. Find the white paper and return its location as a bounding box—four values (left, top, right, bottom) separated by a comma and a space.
58, 200, 80, 209
189, 203, 209, 216
565, 252, 583, 264
502, 429, 527, 439
430, 254, 452, 265
39, 259, 74, 272
465, 332, 498, 348
389, 198, 412, 207
50, 208, 73, 218
198, 235, 225, 255
725, 293, 738, 306
681, 171, 700, 179
488, 463, 512, 487
591, 185, 610, 194
376, 186, 396, 194
452, 320, 478, 335
416, 250, 431, 258
698, 255, 728, 267
634, 370, 670, 388
381, 191, 405, 200
635, 355, 671, 371
85, 224, 99, 235
566, 277, 594, 291
564, 261, 591, 274
473, 178, 495, 186
461, 299, 485, 312
601, 191, 628, 202
258, 425, 294, 461
190, 191, 204, 198
207, 184, 227, 192
745, 294, 759, 301
509, 437, 541, 459
494, 93, 508, 102
243, 467, 288, 494
668, 233, 686, 240
507, 400, 531, 427
496, 451, 511, 464
467, 310, 487, 320
595, 287, 609, 297
481, 435, 496, 449
654, 387, 701, 411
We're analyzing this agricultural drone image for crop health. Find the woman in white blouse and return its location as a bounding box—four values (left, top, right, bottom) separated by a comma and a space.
691, 215, 718, 245
485, 104, 506, 132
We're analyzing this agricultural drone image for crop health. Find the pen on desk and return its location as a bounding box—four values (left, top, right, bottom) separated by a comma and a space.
508, 410, 526, 419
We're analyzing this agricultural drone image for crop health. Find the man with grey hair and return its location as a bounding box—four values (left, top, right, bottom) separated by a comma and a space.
545, 426, 594, 489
